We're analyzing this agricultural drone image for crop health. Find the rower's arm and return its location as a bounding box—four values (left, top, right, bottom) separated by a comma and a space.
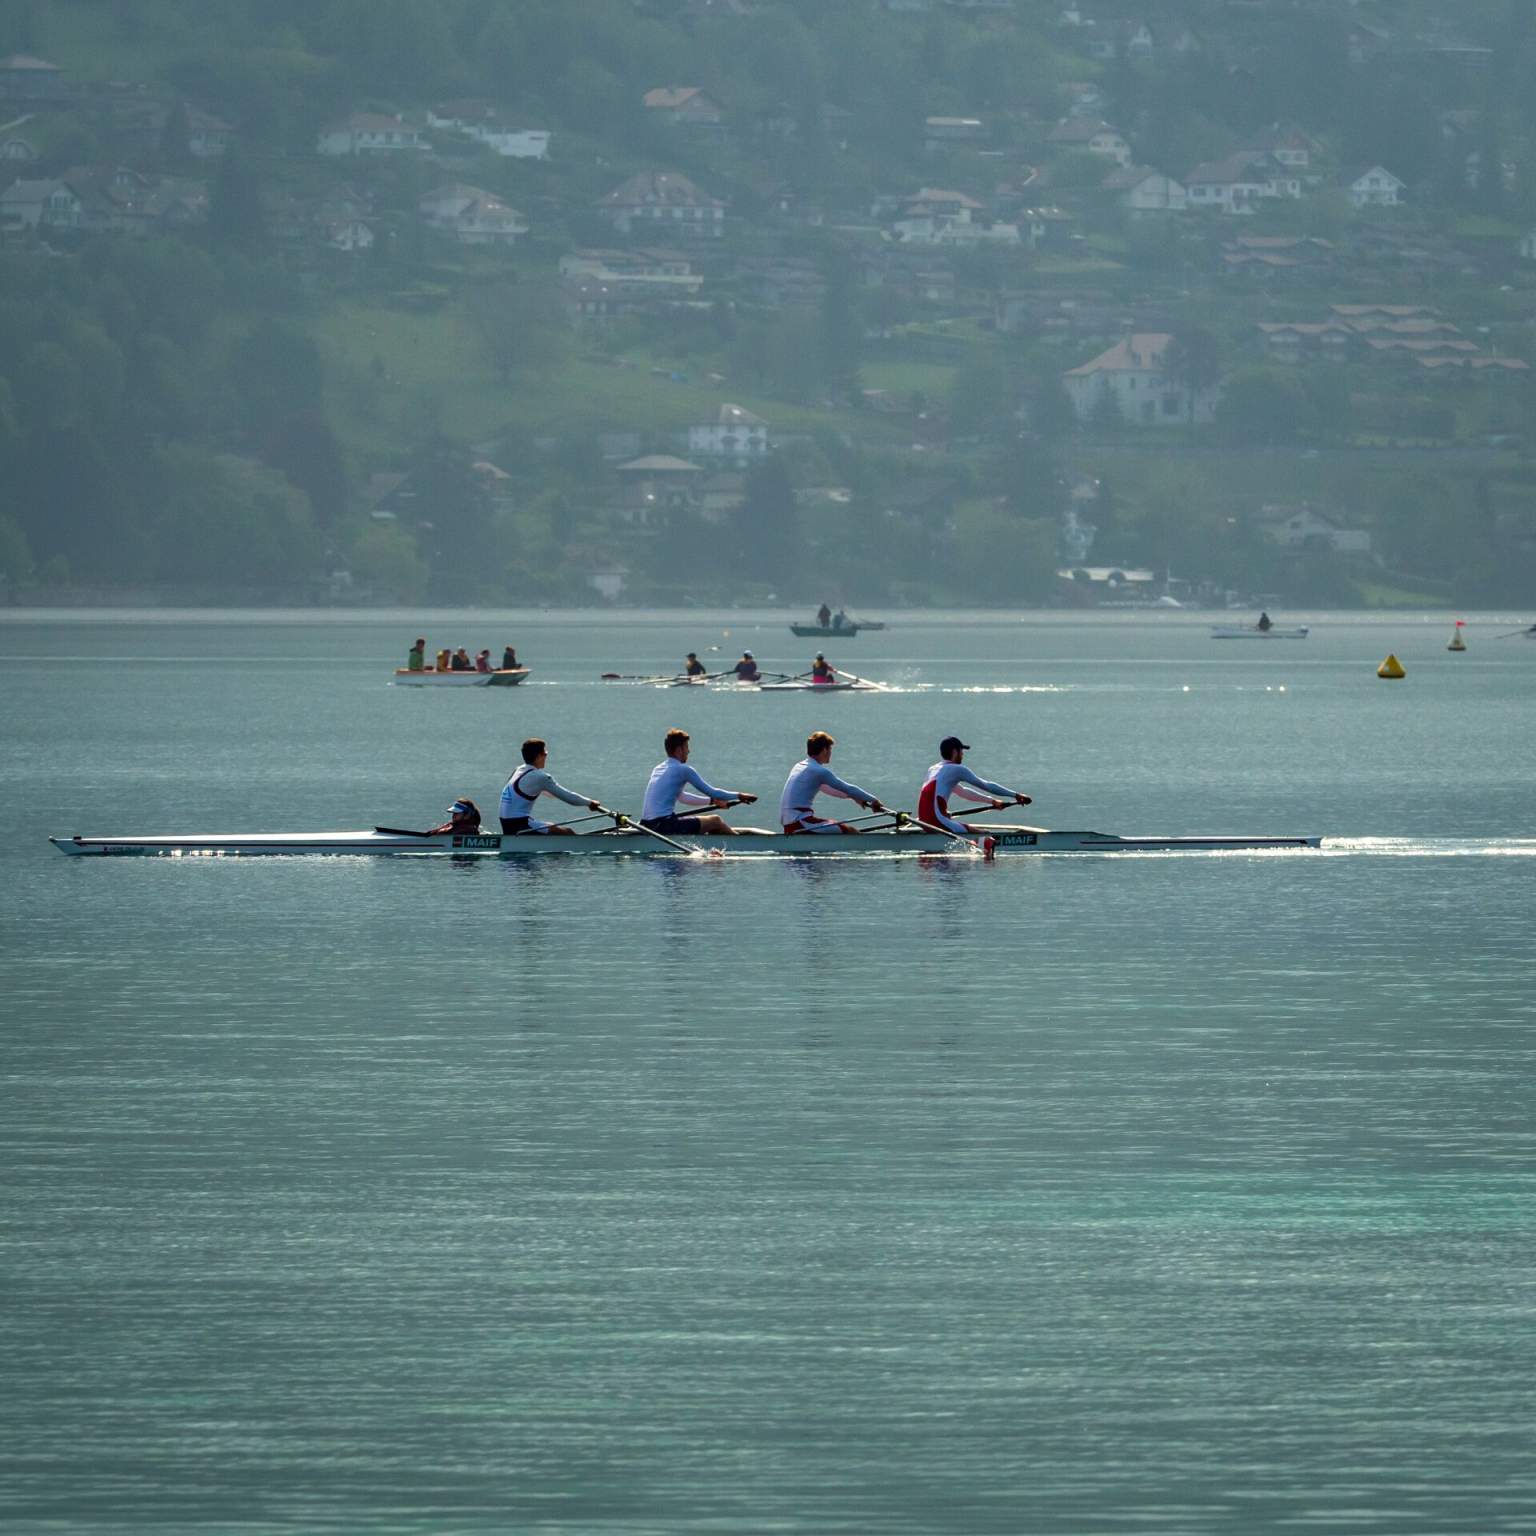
954, 767, 1017, 802
680, 764, 732, 805
821, 767, 878, 804
546, 777, 592, 808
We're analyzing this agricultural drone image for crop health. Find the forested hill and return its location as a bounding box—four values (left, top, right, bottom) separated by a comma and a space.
2, 0, 1535, 607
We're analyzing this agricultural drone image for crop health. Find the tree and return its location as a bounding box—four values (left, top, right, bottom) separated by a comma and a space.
464, 282, 568, 387
1163, 327, 1222, 399
731, 456, 798, 586
207, 151, 269, 253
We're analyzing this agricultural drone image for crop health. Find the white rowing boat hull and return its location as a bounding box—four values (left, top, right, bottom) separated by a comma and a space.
392, 668, 529, 686
50, 827, 1322, 858
1210, 627, 1309, 640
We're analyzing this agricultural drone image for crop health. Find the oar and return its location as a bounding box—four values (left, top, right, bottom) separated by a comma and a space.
831, 668, 888, 691
601, 672, 674, 682
895, 810, 996, 860
598, 805, 718, 859
1495, 628, 1536, 639
536, 811, 613, 831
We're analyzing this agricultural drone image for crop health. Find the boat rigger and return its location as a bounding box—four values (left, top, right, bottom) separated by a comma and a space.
50, 827, 1323, 858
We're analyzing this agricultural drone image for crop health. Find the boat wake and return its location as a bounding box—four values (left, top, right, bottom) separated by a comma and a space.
1320, 837, 1536, 858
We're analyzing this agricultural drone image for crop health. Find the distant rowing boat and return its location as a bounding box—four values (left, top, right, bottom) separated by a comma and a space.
392, 668, 530, 686
1210, 626, 1309, 640
50, 826, 1323, 858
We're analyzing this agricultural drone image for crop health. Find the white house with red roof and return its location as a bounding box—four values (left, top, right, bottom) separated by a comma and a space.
1063, 333, 1221, 425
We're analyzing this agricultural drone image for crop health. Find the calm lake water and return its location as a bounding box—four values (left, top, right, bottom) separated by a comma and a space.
3, 609, 1534, 1534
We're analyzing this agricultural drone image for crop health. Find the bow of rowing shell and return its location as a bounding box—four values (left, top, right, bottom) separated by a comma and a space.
51, 827, 1323, 857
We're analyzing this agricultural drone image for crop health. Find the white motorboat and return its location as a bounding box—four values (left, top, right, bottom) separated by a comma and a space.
1210, 626, 1309, 640
392, 668, 530, 686
50, 826, 1322, 858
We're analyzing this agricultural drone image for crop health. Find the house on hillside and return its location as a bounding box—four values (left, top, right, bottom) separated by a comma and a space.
184, 105, 235, 159
0, 132, 35, 164
688, 404, 769, 465
1185, 153, 1299, 214
1100, 165, 1186, 214
616, 455, 705, 525
643, 87, 725, 130
1063, 333, 1221, 425
597, 170, 726, 239
427, 102, 549, 158
64, 165, 208, 235
1255, 321, 1353, 363
1243, 124, 1321, 171
418, 183, 527, 245
1343, 165, 1405, 208
317, 114, 428, 156
0, 177, 82, 230
1255, 503, 1370, 555
1221, 235, 1334, 276
1047, 118, 1131, 164
0, 55, 64, 100
924, 116, 988, 148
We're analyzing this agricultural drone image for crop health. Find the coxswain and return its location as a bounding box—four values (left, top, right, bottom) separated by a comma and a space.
733, 651, 760, 682
502, 645, 519, 671
917, 736, 1031, 837
500, 738, 603, 836
1256, 611, 1273, 633
779, 731, 886, 834
474, 649, 493, 673
684, 652, 708, 677
817, 602, 832, 630
640, 728, 757, 836
450, 647, 473, 672
810, 653, 836, 685
435, 648, 451, 673
428, 798, 482, 836
407, 637, 426, 671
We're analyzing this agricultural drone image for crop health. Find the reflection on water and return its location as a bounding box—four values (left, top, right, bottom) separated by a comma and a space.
3, 613, 1536, 1532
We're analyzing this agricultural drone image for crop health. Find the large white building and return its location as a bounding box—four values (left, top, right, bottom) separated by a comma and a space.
1063, 333, 1221, 426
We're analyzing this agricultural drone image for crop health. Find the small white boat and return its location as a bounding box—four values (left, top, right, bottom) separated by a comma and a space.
1210, 625, 1309, 640
50, 826, 1322, 858
392, 668, 530, 686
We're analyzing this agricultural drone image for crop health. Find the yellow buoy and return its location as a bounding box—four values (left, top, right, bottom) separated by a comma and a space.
1378, 653, 1406, 679
1448, 622, 1466, 652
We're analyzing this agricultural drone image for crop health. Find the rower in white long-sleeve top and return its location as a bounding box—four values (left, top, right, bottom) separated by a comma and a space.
779, 732, 887, 833
917, 735, 1031, 837
500, 738, 602, 835
641, 728, 758, 837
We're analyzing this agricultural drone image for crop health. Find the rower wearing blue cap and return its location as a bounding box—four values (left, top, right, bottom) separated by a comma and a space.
428, 798, 483, 835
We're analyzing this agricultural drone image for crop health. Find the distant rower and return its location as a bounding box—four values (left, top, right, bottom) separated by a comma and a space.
734, 651, 760, 682
917, 736, 1031, 837
684, 652, 708, 677
810, 653, 836, 685
641, 728, 757, 836
500, 738, 602, 836
779, 732, 886, 834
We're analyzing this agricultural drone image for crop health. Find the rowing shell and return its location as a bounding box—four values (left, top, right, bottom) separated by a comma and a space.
1209, 626, 1309, 640
392, 668, 530, 686
50, 827, 1322, 858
